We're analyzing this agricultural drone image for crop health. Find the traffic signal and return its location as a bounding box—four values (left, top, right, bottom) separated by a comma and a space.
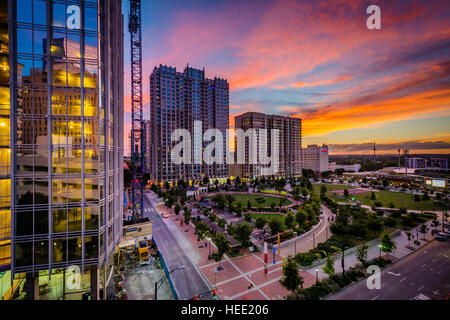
193, 295, 198, 300
212, 288, 217, 299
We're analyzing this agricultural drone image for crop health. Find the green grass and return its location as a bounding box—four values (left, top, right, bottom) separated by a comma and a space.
315, 183, 440, 211
249, 213, 286, 230
223, 194, 292, 207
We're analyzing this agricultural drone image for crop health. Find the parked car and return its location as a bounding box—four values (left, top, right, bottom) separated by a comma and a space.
442, 230, 450, 238
435, 232, 446, 241
431, 229, 440, 236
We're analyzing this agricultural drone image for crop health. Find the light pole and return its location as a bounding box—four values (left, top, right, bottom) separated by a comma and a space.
155, 265, 185, 300
293, 232, 297, 256
313, 233, 315, 248
378, 244, 382, 259
315, 268, 319, 284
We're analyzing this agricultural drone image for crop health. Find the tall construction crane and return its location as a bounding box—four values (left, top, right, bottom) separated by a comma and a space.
128, 0, 144, 220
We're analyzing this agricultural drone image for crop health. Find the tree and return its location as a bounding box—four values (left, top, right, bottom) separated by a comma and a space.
194, 221, 209, 241
431, 218, 439, 229
371, 192, 376, 200
382, 180, 389, 188
213, 233, 230, 266
421, 192, 430, 201
413, 194, 421, 202
217, 218, 227, 229
320, 185, 327, 195
405, 231, 412, 246
356, 241, 369, 267
296, 210, 307, 226
284, 212, 295, 230
174, 203, 181, 215
247, 200, 252, 211
419, 223, 429, 240
244, 212, 252, 222
280, 256, 304, 291
343, 189, 349, 197
268, 218, 283, 236
255, 216, 267, 229
322, 256, 335, 276
225, 194, 235, 209
380, 231, 396, 257
183, 209, 192, 225
231, 222, 253, 248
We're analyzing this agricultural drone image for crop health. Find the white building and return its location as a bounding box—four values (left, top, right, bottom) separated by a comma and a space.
329, 162, 361, 172
302, 144, 329, 173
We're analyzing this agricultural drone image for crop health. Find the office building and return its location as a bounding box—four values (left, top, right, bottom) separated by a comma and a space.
149, 64, 229, 184
0, 0, 124, 300
302, 144, 329, 173
234, 112, 302, 178
329, 162, 361, 173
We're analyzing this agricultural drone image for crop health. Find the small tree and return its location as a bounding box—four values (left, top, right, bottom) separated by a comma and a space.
244, 212, 252, 222
380, 231, 397, 258
356, 241, 369, 267
194, 221, 209, 241
269, 218, 283, 236
213, 233, 230, 266
343, 189, 349, 197
431, 218, 439, 229
247, 200, 252, 211
405, 231, 412, 246
174, 203, 181, 215
280, 256, 304, 291
255, 216, 267, 229
284, 212, 295, 230
419, 223, 429, 240
320, 185, 327, 195
183, 209, 191, 225
231, 222, 253, 248
371, 192, 376, 200
322, 256, 335, 276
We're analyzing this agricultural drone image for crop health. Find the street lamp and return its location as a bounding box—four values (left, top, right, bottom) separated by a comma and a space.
293, 232, 297, 256
378, 244, 382, 259
315, 268, 319, 284
155, 265, 185, 300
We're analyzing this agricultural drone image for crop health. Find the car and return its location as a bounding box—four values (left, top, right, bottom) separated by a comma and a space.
411, 293, 431, 300
431, 229, 440, 236
442, 230, 450, 238
435, 232, 446, 241
162, 213, 170, 218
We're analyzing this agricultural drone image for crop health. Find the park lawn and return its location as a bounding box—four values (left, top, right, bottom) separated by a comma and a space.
315, 183, 440, 211
353, 190, 440, 211
228, 194, 291, 207
249, 213, 287, 230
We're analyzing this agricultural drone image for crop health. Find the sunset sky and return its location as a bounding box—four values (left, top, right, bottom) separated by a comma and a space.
123, 0, 450, 155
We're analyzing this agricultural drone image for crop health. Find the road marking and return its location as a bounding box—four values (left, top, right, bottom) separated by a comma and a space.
417, 285, 424, 291
420, 264, 426, 268
387, 271, 401, 276
370, 295, 379, 300
399, 277, 407, 283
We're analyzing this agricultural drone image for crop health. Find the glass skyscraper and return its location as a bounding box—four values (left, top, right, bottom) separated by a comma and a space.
0, 0, 124, 300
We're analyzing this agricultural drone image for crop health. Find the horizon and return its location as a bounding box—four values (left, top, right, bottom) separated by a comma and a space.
122, 0, 450, 156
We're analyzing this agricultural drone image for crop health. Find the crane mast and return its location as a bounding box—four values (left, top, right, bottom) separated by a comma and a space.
128, 0, 144, 220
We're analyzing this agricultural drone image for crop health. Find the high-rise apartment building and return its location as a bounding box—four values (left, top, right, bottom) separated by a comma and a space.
302, 144, 329, 173
234, 112, 302, 178
149, 64, 229, 184
0, 0, 124, 300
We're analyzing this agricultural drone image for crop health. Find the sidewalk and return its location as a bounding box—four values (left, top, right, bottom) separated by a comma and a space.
304, 224, 436, 281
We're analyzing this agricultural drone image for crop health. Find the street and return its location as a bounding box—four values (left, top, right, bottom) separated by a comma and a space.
142, 192, 213, 300
327, 239, 450, 300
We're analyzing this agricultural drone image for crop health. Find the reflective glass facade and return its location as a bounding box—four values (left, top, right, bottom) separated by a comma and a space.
0, 0, 124, 299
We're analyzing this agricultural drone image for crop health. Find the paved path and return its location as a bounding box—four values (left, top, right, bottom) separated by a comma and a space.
279, 205, 333, 257
327, 240, 450, 300
303, 222, 441, 282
